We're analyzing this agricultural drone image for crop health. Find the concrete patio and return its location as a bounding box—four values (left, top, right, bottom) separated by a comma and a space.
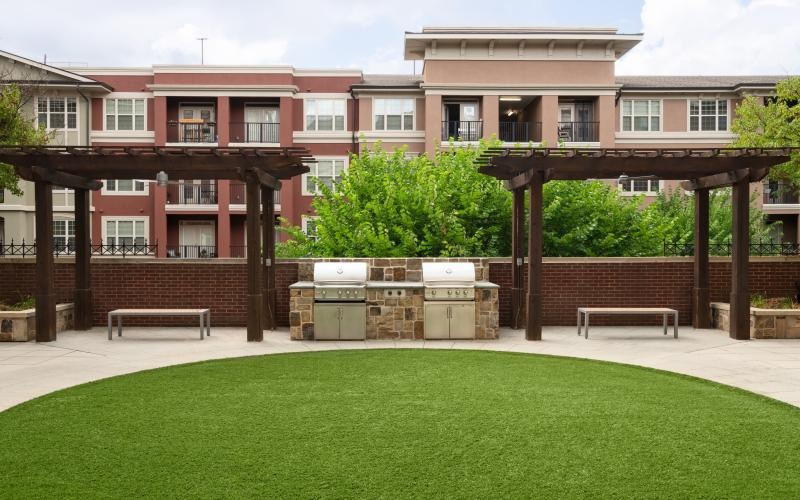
2, 326, 800, 412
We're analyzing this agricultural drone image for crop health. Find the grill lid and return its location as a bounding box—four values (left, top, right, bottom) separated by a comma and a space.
313, 262, 368, 286
422, 262, 476, 287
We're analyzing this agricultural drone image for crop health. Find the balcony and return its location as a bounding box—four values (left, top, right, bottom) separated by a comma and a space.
499, 122, 542, 143
168, 122, 217, 144
230, 122, 280, 144
557, 122, 599, 143
764, 182, 799, 205
167, 182, 218, 206
441, 121, 482, 142
229, 183, 281, 207
166, 245, 217, 259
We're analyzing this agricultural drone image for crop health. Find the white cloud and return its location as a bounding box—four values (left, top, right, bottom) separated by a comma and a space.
356, 45, 416, 74
150, 24, 287, 65
617, 0, 800, 75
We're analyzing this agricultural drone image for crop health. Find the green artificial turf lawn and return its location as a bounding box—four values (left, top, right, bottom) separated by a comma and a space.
2, 350, 800, 499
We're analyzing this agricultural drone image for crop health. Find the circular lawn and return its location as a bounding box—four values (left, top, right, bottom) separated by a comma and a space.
2, 350, 799, 498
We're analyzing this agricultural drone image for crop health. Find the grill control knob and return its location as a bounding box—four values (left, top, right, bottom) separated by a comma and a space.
338, 290, 342, 296
448, 290, 452, 296
455, 290, 460, 296
322, 290, 326, 297
432, 290, 436, 296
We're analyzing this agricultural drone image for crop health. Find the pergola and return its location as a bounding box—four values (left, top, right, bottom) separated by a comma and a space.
476, 147, 795, 341
0, 146, 311, 343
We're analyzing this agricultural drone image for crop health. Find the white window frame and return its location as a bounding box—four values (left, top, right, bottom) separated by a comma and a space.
619, 178, 663, 196
373, 98, 415, 131
102, 179, 149, 196
621, 99, 662, 132
301, 215, 319, 241
53, 218, 75, 253
301, 156, 348, 196
104, 98, 147, 131
688, 99, 729, 132
101, 216, 149, 248
304, 99, 347, 132
36, 96, 78, 131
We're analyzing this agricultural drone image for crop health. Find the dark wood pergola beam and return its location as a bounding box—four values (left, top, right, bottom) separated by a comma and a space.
18, 166, 103, 191
680, 169, 750, 191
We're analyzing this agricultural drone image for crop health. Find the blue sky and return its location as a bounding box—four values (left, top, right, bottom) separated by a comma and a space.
1, 0, 798, 75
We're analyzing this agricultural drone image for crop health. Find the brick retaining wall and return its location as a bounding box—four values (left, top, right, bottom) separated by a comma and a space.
2, 257, 800, 328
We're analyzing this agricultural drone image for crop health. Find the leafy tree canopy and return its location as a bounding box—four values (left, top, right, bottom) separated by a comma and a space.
277, 142, 774, 258
0, 83, 48, 195
732, 76, 800, 186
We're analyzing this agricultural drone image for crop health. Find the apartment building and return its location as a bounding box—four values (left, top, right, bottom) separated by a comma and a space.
0, 26, 795, 256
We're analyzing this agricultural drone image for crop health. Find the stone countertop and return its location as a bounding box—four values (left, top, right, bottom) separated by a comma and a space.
289, 281, 499, 289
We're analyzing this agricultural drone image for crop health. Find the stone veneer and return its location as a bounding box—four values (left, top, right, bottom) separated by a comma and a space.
0, 303, 74, 342
711, 302, 800, 339
288, 258, 499, 341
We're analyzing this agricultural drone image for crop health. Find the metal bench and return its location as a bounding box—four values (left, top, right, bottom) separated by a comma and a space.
107, 309, 211, 340
577, 307, 678, 339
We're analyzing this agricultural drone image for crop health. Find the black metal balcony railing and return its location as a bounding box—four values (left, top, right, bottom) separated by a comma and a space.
0, 240, 156, 257
441, 121, 482, 141
230, 245, 247, 258
763, 182, 800, 205
167, 183, 218, 205
664, 240, 800, 257
166, 245, 217, 259
229, 183, 281, 205
499, 122, 542, 143
557, 121, 599, 142
174, 122, 217, 143
230, 122, 280, 143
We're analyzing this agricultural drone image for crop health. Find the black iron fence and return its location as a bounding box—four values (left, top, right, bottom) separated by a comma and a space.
763, 181, 800, 205
230, 122, 280, 143
169, 122, 217, 143
166, 245, 217, 259
499, 122, 542, 143
557, 121, 599, 142
664, 240, 800, 256
441, 120, 483, 141
0, 240, 157, 257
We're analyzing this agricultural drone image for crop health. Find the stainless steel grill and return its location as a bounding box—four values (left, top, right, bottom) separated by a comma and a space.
422, 262, 476, 301
313, 262, 367, 340
422, 262, 476, 339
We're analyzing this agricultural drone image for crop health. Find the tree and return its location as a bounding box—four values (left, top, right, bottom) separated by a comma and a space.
0, 83, 48, 195
641, 188, 775, 252
732, 76, 800, 186
278, 141, 512, 258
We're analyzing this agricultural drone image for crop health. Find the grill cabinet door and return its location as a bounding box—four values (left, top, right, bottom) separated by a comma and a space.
339, 303, 366, 340
313, 303, 340, 340
448, 303, 476, 339
424, 303, 450, 339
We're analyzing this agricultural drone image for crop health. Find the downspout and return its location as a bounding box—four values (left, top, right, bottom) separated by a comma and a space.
350, 87, 358, 154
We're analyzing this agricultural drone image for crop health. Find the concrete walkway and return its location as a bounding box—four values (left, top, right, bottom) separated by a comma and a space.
2, 326, 800, 412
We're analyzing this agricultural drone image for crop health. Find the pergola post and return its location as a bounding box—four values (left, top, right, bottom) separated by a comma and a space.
730, 179, 750, 340
245, 175, 263, 341
526, 171, 543, 341
692, 188, 710, 329
34, 181, 57, 342
74, 188, 92, 330
261, 185, 276, 331
511, 187, 525, 329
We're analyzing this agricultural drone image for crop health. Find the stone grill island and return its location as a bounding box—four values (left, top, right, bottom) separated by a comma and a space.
289, 259, 499, 340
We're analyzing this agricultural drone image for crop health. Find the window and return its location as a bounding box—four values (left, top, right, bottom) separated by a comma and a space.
302, 158, 347, 195
305, 99, 346, 131
53, 220, 75, 252
37, 97, 77, 129
374, 98, 414, 131
689, 99, 728, 131
302, 216, 319, 241
621, 100, 661, 132
620, 178, 661, 195
104, 218, 147, 248
104, 179, 148, 195
106, 98, 145, 131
